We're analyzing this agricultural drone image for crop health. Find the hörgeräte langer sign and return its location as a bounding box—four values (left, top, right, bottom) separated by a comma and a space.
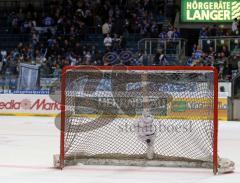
181, 0, 240, 22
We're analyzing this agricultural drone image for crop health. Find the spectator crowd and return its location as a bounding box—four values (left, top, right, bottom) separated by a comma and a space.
0, 0, 239, 83
0, 0, 171, 78
187, 19, 240, 81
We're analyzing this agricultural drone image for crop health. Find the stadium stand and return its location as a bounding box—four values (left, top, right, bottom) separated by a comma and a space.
0, 0, 239, 91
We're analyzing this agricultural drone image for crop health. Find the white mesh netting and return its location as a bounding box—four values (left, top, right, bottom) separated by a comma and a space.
60, 68, 217, 169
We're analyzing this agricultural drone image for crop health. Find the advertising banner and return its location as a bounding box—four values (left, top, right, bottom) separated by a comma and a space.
0, 94, 60, 116
0, 94, 229, 120
171, 98, 228, 120
181, 0, 240, 22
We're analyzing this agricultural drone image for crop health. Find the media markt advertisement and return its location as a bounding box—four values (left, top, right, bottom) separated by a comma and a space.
0, 94, 60, 116
181, 0, 240, 22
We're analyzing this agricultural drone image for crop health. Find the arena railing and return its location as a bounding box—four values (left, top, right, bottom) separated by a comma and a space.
199, 36, 240, 53
137, 38, 187, 65
138, 38, 186, 56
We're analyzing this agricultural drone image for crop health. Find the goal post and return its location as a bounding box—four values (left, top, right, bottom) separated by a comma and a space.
54, 66, 234, 174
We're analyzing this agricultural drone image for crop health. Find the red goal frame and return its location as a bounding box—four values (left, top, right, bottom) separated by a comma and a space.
59, 66, 218, 174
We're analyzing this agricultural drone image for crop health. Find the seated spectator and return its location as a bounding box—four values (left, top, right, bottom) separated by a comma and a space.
138, 49, 148, 66
159, 49, 168, 65
43, 15, 55, 27
150, 21, 158, 37
140, 20, 150, 37
191, 45, 203, 66
153, 49, 161, 65
159, 30, 167, 39
153, 49, 168, 66
199, 53, 210, 66
193, 45, 202, 60
187, 54, 195, 66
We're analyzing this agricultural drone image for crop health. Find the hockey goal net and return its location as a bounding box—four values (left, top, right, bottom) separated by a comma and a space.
54, 66, 234, 174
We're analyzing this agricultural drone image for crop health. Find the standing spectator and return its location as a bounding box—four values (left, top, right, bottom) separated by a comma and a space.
12, 15, 20, 33
238, 60, 240, 73
222, 45, 230, 57
199, 27, 208, 38
103, 34, 112, 49
53, 64, 61, 78
111, 16, 124, 35
112, 34, 120, 51
119, 35, 126, 50
172, 27, 180, 39
102, 21, 110, 36
167, 27, 173, 39
232, 18, 239, 34
0, 59, 3, 74
35, 49, 41, 64
32, 31, 39, 48
94, 50, 103, 65
69, 53, 77, 66
0, 49, 7, 62
208, 47, 216, 65
167, 27, 174, 39
192, 44, 197, 53
216, 25, 224, 36
84, 51, 92, 65
210, 24, 219, 36
217, 52, 227, 80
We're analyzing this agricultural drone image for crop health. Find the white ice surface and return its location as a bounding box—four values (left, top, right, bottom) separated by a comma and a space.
0, 116, 239, 183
